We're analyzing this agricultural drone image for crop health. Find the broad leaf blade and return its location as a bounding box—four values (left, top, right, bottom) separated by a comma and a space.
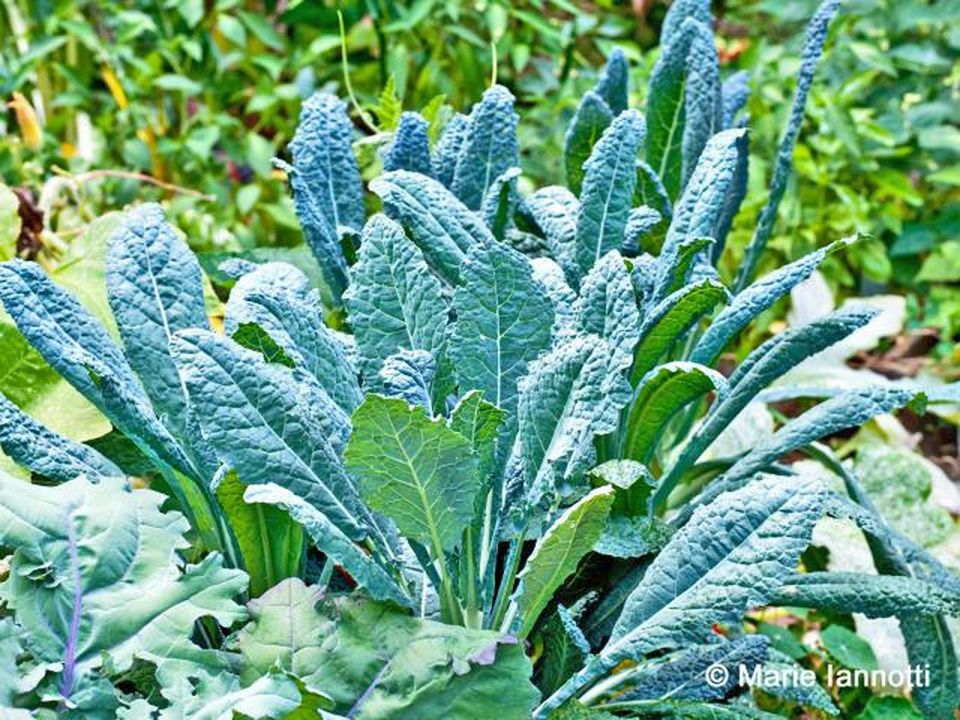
450, 240, 554, 433
106, 203, 209, 432
452, 85, 520, 210
172, 329, 369, 540
509, 486, 615, 638
574, 110, 646, 276
344, 214, 448, 382
384, 111, 432, 176
344, 394, 479, 553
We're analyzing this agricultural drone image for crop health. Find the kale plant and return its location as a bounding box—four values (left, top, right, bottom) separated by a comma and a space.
0, 0, 958, 717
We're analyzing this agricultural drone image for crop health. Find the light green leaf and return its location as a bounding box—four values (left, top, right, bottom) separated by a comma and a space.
300, 596, 539, 720
509, 486, 615, 638
0, 474, 246, 704
214, 472, 303, 598
345, 394, 479, 553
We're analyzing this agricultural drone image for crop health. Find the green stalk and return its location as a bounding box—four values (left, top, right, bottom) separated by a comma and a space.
488, 527, 526, 630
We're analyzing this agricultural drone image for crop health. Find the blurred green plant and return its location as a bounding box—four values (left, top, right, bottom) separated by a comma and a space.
721, 0, 960, 361
0, 0, 653, 253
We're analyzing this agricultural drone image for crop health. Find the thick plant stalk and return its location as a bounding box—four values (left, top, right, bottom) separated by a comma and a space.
734, 0, 840, 291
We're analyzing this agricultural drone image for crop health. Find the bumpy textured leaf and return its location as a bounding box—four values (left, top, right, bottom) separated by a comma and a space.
227, 262, 362, 413
172, 329, 368, 540
594, 514, 672, 558
449, 390, 506, 491
657, 307, 876, 506
452, 85, 520, 210
594, 47, 629, 114
535, 475, 830, 717
214, 472, 303, 598
535, 604, 592, 696
531, 258, 580, 343
623, 362, 728, 465
771, 572, 960, 617
630, 279, 728, 384
621, 636, 769, 702
692, 237, 855, 366
657, 129, 746, 299
379, 348, 436, 411
735, 0, 840, 290
0, 474, 246, 705
508, 486, 615, 638
623, 206, 663, 255
574, 110, 645, 276
345, 394, 479, 553
106, 203, 209, 430
370, 170, 493, 284
719, 386, 917, 490
300, 596, 538, 720
520, 335, 632, 510
521, 186, 580, 281
432, 112, 470, 187
0, 260, 194, 477
449, 240, 554, 431
384, 112, 432, 176
0, 392, 121, 482
573, 251, 640, 368
721, 70, 750, 128
654, 236, 714, 301
659, 0, 712, 45
565, 92, 613, 196
482, 167, 521, 240
645, 18, 719, 199
344, 215, 447, 381
287, 94, 364, 301
243, 486, 411, 607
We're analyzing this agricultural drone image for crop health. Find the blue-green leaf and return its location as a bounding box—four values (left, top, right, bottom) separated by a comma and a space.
287, 93, 364, 302
564, 92, 613, 196
575, 110, 646, 276
594, 47, 629, 115
721, 70, 750, 128
520, 187, 580, 282
449, 240, 554, 432
520, 335, 633, 510
573, 251, 640, 368
452, 85, 520, 210
344, 214, 448, 382
692, 237, 855, 366
645, 17, 719, 199
225, 263, 362, 414
535, 474, 829, 717
370, 170, 493, 284
106, 203, 209, 432
657, 128, 746, 299
384, 112, 432, 176
432, 113, 470, 188
379, 349, 436, 411
0, 392, 121, 482
171, 329, 368, 540
735, 0, 841, 290
482, 167, 521, 240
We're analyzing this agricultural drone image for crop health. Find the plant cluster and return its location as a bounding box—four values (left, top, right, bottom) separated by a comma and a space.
0, 0, 958, 718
